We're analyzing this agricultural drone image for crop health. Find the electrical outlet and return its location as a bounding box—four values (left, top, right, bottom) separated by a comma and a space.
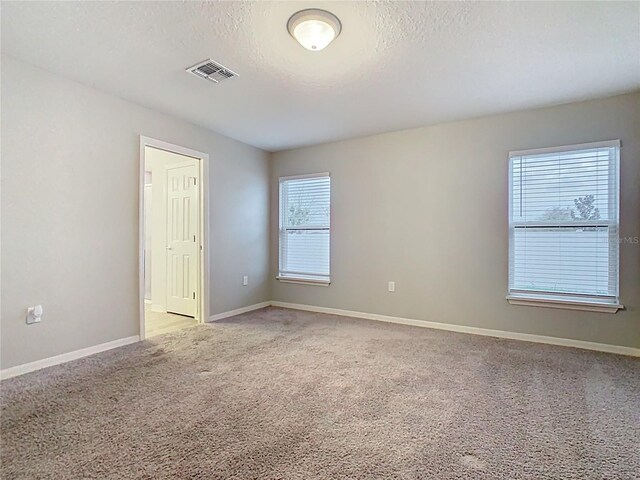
243, 275, 249, 286
26, 305, 43, 324
388, 281, 395, 293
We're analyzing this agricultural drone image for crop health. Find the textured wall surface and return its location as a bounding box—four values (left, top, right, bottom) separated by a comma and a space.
270, 92, 640, 349
1, 56, 270, 369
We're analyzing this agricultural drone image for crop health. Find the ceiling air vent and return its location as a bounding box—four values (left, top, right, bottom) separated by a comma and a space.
186, 59, 238, 83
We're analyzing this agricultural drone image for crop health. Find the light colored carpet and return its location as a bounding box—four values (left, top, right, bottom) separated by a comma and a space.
1, 307, 638, 479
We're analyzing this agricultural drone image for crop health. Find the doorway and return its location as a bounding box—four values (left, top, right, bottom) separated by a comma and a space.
139, 137, 210, 339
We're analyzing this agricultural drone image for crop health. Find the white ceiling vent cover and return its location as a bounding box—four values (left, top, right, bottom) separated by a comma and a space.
186, 59, 238, 83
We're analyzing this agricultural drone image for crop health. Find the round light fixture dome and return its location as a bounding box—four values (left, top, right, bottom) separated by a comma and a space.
287, 9, 341, 51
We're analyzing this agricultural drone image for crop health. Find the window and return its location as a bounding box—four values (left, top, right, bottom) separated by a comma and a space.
508, 140, 622, 312
278, 173, 330, 285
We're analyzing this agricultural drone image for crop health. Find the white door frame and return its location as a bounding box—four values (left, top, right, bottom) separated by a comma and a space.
138, 136, 210, 339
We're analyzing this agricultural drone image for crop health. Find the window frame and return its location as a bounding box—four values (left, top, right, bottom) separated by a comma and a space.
506, 140, 623, 313
277, 172, 331, 286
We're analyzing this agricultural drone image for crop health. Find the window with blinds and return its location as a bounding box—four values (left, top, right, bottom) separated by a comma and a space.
508, 140, 620, 305
278, 173, 330, 284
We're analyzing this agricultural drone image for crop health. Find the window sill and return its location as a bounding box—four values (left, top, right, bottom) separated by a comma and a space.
276, 276, 330, 287
506, 294, 623, 314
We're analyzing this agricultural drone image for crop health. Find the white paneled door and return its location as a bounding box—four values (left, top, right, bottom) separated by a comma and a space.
165, 160, 200, 317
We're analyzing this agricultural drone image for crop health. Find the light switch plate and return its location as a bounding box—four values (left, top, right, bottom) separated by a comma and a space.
388, 281, 396, 293
243, 275, 249, 286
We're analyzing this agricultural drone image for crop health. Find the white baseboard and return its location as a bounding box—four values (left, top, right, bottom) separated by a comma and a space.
208, 301, 271, 322
1, 299, 271, 381
271, 301, 640, 357
0, 335, 140, 381
3, 300, 635, 381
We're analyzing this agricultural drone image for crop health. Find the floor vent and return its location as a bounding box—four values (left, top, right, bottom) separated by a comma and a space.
186, 59, 238, 83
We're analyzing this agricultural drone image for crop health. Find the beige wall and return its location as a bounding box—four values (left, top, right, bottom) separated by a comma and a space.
1, 56, 270, 369
270, 92, 640, 349
2, 53, 638, 372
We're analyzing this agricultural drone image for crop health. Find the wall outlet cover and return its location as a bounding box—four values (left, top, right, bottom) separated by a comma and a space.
26, 305, 43, 324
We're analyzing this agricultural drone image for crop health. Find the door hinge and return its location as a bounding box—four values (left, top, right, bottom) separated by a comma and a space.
193, 235, 196, 242
193, 292, 196, 300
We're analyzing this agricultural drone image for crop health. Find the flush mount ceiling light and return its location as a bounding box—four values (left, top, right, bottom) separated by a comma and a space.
287, 9, 342, 51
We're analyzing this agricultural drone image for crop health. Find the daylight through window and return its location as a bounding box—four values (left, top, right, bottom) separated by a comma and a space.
508, 140, 620, 305
278, 173, 331, 284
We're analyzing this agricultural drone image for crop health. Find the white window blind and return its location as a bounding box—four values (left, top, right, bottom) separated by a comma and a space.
279, 173, 330, 283
508, 140, 620, 304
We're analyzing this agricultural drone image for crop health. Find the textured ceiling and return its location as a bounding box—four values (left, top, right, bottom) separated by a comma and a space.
2, 1, 639, 151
